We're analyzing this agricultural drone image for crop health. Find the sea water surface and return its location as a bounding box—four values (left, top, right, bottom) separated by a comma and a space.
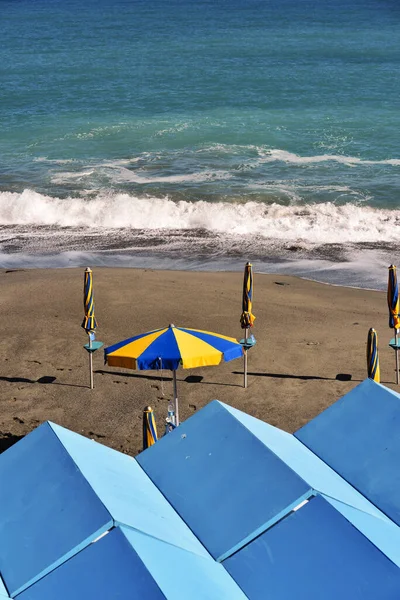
1, 0, 400, 288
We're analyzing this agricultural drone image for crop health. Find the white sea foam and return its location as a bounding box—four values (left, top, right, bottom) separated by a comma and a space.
50, 166, 232, 185
257, 148, 400, 167
1, 189, 400, 245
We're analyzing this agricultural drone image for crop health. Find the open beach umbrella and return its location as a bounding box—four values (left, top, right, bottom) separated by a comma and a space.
240, 262, 255, 388
367, 328, 380, 383
387, 265, 400, 384
143, 406, 158, 450
104, 324, 243, 426
82, 267, 97, 389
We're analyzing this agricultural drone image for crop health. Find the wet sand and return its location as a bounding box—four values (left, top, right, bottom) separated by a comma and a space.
0, 267, 394, 456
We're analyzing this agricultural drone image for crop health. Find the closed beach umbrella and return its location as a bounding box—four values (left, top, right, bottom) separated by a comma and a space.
143, 406, 158, 450
366, 328, 380, 383
82, 267, 97, 389
240, 262, 255, 388
105, 324, 243, 426
82, 267, 97, 333
387, 265, 400, 384
240, 262, 255, 329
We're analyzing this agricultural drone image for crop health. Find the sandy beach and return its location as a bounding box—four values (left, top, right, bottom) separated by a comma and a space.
0, 267, 393, 456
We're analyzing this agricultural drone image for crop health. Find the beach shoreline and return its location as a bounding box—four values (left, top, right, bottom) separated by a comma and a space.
0, 267, 394, 456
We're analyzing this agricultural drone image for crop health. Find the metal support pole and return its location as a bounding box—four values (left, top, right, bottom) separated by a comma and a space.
89, 335, 94, 389
244, 328, 248, 389
396, 330, 399, 385
173, 369, 179, 426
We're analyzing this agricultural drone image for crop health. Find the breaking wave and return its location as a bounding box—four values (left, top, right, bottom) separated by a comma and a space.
1, 189, 400, 245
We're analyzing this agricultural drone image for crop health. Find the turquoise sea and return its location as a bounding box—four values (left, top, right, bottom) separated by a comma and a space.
1, 0, 400, 287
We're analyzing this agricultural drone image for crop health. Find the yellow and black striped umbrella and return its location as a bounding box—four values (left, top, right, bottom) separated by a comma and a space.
388, 265, 400, 330
367, 328, 380, 383
82, 267, 97, 332
143, 406, 158, 450
240, 262, 255, 329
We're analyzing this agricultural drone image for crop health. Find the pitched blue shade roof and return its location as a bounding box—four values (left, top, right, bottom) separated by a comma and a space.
222, 401, 400, 567
16, 526, 247, 600
295, 379, 400, 527
0, 422, 113, 597
3, 383, 400, 599
49, 422, 208, 558
137, 400, 312, 561
321, 495, 400, 569
224, 495, 400, 600
121, 527, 248, 600
16, 527, 166, 600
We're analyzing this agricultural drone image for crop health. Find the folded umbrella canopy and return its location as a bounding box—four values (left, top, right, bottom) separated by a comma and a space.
105, 324, 243, 426
82, 267, 97, 389
240, 262, 255, 389
82, 267, 97, 333
387, 265, 400, 384
367, 328, 380, 383
143, 406, 158, 450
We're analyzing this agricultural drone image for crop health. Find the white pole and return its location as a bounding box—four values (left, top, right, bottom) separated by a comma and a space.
89, 335, 94, 389
244, 329, 248, 389
396, 329, 399, 385
173, 370, 179, 426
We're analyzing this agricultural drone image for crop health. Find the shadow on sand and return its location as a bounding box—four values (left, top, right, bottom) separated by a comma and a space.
96, 369, 241, 388
232, 372, 354, 382
0, 434, 24, 454
0, 375, 87, 388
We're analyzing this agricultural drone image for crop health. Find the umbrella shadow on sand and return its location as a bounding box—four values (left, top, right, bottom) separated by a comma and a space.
96, 369, 241, 388
0, 434, 24, 454
0, 375, 87, 388
231, 372, 355, 382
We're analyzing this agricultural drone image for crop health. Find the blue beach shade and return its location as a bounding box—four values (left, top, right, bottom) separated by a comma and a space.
81, 267, 97, 333
367, 328, 380, 383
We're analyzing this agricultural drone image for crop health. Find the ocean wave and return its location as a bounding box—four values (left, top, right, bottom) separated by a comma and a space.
2, 189, 400, 245
257, 148, 400, 167
50, 166, 232, 185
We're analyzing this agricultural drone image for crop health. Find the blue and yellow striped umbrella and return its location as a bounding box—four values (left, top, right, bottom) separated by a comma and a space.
143, 406, 158, 450
104, 324, 243, 370
240, 262, 255, 329
367, 328, 380, 383
82, 267, 97, 332
105, 324, 243, 426
388, 265, 400, 330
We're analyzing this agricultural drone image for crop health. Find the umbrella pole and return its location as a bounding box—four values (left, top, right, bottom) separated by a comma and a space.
244, 329, 248, 389
89, 335, 94, 390
396, 329, 399, 385
173, 369, 179, 426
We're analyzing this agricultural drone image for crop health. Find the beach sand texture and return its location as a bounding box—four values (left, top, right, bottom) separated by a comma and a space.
0, 268, 394, 456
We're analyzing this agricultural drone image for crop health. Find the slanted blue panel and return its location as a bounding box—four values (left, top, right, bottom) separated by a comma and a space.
224, 402, 395, 517
0, 577, 9, 598
0, 423, 113, 597
322, 495, 400, 569
295, 379, 400, 526
223, 403, 400, 566
224, 496, 400, 600
137, 401, 311, 561
121, 527, 248, 600
50, 423, 208, 558
16, 528, 165, 600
